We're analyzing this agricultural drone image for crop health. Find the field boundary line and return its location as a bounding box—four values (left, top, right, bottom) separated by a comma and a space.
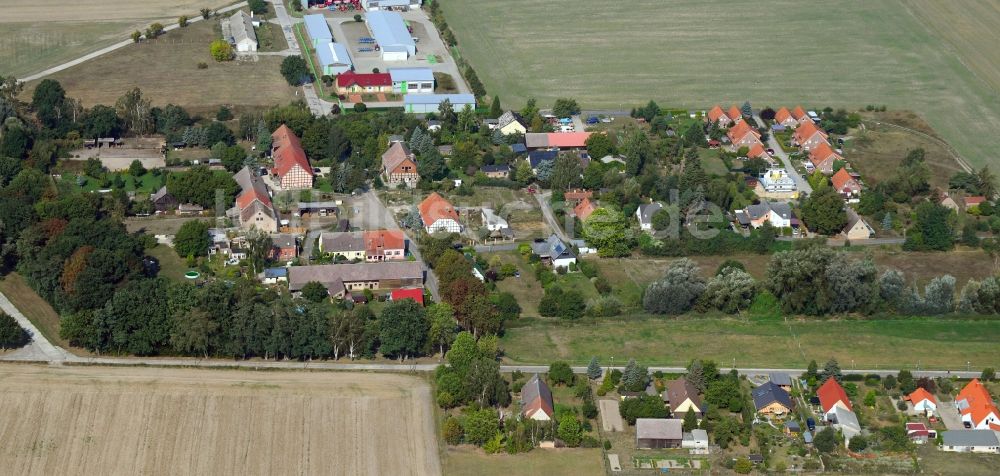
863, 119, 972, 173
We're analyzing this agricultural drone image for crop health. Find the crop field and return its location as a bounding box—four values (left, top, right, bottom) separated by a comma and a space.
0, 364, 441, 476
23, 19, 298, 115
0, 0, 235, 78
445, 0, 1000, 168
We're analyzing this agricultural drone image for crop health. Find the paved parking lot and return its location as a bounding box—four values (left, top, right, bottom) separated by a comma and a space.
937, 403, 965, 430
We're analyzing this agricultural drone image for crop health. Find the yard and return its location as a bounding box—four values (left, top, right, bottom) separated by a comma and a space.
0, 273, 74, 351
147, 244, 194, 282
442, 446, 604, 476
23, 18, 298, 115
444, 0, 1000, 169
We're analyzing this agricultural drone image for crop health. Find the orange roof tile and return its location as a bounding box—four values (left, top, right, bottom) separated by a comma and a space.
831, 168, 858, 192
364, 229, 405, 254
727, 120, 761, 143
546, 132, 591, 148
707, 105, 728, 123
728, 105, 743, 121
792, 105, 808, 120
271, 125, 313, 179
747, 143, 768, 158
908, 387, 937, 405
574, 197, 597, 221
793, 120, 827, 144
419, 192, 459, 226
775, 107, 793, 124
236, 187, 271, 210
809, 142, 841, 166
817, 378, 852, 413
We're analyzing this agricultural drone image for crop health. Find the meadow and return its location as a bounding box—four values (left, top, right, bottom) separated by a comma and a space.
445, 0, 1000, 169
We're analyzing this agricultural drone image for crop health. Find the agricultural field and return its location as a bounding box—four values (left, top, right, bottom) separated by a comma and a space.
0, 364, 441, 476
0, 0, 234, 78
445, 0, 1000, 168
23, 19, 298, 115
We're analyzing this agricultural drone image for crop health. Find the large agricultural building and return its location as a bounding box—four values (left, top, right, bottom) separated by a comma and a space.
390, 67, 434, 94
318, 42, 353, 75
365, 11, 416, 61
404, 93, 475, 113
303, 14, 333, 48
362, 0, 422, 11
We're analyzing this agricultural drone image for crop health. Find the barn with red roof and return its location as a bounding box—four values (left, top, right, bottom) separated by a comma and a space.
271, 125, 314, 190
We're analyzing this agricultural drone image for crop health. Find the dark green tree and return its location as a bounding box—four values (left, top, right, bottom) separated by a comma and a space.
814, 426, 838, 453
801, 185, 847, 235
548, 361, 574, 385
280, 55, 312, 85
174, 220, 210, 258
300, 281, 329, 302
378, 299, 428, 359
0, 312, 29, 349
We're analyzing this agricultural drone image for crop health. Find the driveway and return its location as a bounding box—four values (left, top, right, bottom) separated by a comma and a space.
599, 399, 624, 432
752, 114, 812, 195
0, 292, 75, 362
271, 0, 335, 116
535, 192, 568, 241
938, 403, 965, 430
361, 191, 441, 302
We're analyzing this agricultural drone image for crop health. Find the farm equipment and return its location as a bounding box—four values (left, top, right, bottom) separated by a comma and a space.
358, 47, 374, 52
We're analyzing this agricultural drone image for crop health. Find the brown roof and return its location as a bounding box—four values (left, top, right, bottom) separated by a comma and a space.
520, 374, 554, 419
564, 189, 593, 201
382, 142, 416, 175
665, 378, 702, 413
419, 192, 459, 226
271, 124, 313, 179
636, 418, 683, 441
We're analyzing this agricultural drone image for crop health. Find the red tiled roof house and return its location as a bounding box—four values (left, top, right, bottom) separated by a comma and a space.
957, 379, 1000, 429
335, 71, 392, 95
381, 142, 419, 189
520, 374, 555, 421
364, 229, 406, 262
419, 192, 462, 233
793, 121, 828, 151
706, 105, 733, 128
792, 105, 811, 125
808, 142, 844, 175
271, 125, 314, 190
727, 121, 763, 149
831, 168, 861, 198
774, 107, 799, 128
907, 387, 938, 416
574, 197, 597, 221
817, 378, 852, 420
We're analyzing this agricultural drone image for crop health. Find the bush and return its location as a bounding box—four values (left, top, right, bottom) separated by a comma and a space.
354, 102, 368, 113
548, 361, 574, 386
603, 439, 612, 450
210, 39, 234, 61
178, 15, 188, 27
197, 62, 208, 69
442, 417, 463, 445
0, 312, 29, 349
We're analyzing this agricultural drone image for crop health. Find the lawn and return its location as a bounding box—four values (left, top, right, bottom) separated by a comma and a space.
445, 0, 1000, 169
148, 244, 193, 282
24, 18, 298, 115
59, 171, 163, 194
500, 314, 1000, 371
0, 273, 71, 350
442, 446, 605, 476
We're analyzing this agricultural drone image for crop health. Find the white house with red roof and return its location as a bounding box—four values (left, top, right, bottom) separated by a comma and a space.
335, 71, 392, 95
831, 168, 862, 198
793, 121, 828, 151
419, 192, 462, 233
956, 379, 1000, 430
907, 387, 937, 417
271, 125, 314, 190
706, 105, 732, 127
520, 374, 554, 421
774, 107, 798, 128
727, 105, 743, 124
381, 142, 419, 188
233, 167, 278, 233
817, 378, 852, 419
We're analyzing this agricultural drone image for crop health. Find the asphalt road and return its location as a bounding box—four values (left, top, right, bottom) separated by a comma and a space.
752, 114, 812, 195
535, 191, 568, 241
271, 0, 334, 116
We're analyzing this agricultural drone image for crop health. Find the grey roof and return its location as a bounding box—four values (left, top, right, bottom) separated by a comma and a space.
520, 374, 554, 417
525, 133, 549, 148
263, 267, 288, 278
240, 200, 275, 223
480, 164, 510, 173
769, 372, 793, 387
320, 231, 365, 253
636, 418, 683, 440
745, 201, 791, 221
288, 261, 423, 291
151, 186, 172, 202
941, 430, 1000, 447
769, 201, 792, 219
803, 430, 813, 443
830, 406, 861, 438
637, 202, 663, 224
403, 94, 475, 106
785, 420, 801, 432
228, 10, 257, 46
689, 429, 708, 442
303, 14, 332, 41
752, 382, 793, 411
845, 208, 874, 235
531, 234, 574, 261
234, 166, 269, 198
366, 11, 415, 55
389, 67, 434, 83
497, 111, 526, 129
272, 234, 296, 248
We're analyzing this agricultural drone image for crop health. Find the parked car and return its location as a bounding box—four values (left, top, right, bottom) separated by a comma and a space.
587, 116, 599, 124
806, 417, 816, 431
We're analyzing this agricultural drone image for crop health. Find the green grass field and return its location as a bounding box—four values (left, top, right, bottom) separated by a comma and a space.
445, 0, 1000, 168
148, 244, 193, 282
501, 314, 1000, 371
0, 273, 71, 350
443, 447, 605, 476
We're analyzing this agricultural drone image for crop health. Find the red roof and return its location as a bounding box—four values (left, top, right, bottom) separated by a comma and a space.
817, 378, 852, 413
390, 288, 424, 306
793, 120, 827, 144
792, 105, 808, 120
419, 192, 459, 226
728, 105, 743, 121
271, 124, 313, 179
574, 197, 597, 221
831, 168, 858, 192
236, 186, 271, 209
907, 387, 937, 405
957, 379, 1000, 426
707, 105, 728, 123
364, 229, 405, 255
564, 189, 593, 201
336, 71, 391, 88
727, 120, 761, 143
809, 142, 841, 166
965, 196, 986, 206
775, 107, 793, 124
546, 132, 591, 148
747, 143, 768, 158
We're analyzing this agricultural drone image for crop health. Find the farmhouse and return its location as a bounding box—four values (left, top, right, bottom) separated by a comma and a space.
390, 287, 424, 306
223, 10, 258, 52
481, 208, 509, 232
234, 167, 278, 233
419, 192, 462, 233
271, 234, 298, 262
524, 132, 592, 150
317, 42, 353, 75
808, 142, 843, 175
520, 374, 555, 421
319, 231, 366, 260
287, 261, 424, 297
831, 168, 861, 198
381, 142, 419, 188
941, 430, 1000, 453
497, 111, 527, 135
531, 234, 576, 269
727, 121, 763, 148
303, 14, 333, 48
774, 107, 798, 128
956, 379, 1000, 430
480, 164, 510, 179
151, 186, 178, 212
271, 125, 314, 190
636, 418, 683, 449
366, 11, 416, 61
706, 105, 733, 128
389, 67, 435, 94
636, 202, 663, 231
793, 121, 828, 151
336, 71, 392, 94
843, 208, 874, 240
664, 378, 703, 415
907, 387, 937, 417
751, 382, 793, 415
574, 197, 597, 221
403, 94, 475, 114
364, 229, 407, 261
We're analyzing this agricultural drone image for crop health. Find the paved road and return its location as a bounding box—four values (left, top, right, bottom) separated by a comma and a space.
0, 293, 74, 362
752, 114, 812, 195
360, 190, 442, 302
18, 2, 249, 82
536, 191, 568, 241
271, 0, 334, 116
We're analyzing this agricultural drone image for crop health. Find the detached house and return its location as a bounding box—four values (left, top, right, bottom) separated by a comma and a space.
531, 234, 576, 269
574, 197, 597, 221
419, 192, 462, 233
774, 107, 798, 128
831, 168, 861, 198
735, 201, 793, 229
664, 378, 703, 415
271, 125, 314, 190
636, 202, 663, 231
746, 143, 769, 160
520, 374, 555, 421
793, 121, 828, 151
497, 111, 528, 136
752, 382, 794, 415
706, 105, 733, 128
727, 105, 744, 124
808, 142, 843, 175
956, 379, 1000, 430
843, 208, 875, 240
791, 105, 810, 126
941, 430, 1000, 453
907, 387, 937, 417
381, 142, 419, 188
364, 229, 407, 262
727, 121, 763, 148
817, 378, 853, 420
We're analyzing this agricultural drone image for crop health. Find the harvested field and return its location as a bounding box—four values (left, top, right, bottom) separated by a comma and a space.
24, 19, 298, 115
446, 0, 1000, 169
0, 364, 441, 476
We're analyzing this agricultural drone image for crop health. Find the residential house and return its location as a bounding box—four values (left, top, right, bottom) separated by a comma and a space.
262, 267, 288, 284
208, 228, 232, 257
563, 189, 593, 206
530, 234, 576, 269
403, 94, 475, 114
528, 150, 558, 173
389, 67, 435, 94
524, 132, 592, 150
480, 164, 510, 179
735, 201, 793, 229
381, 142, 419, 188
271, 234, 298, 262
831, 168, 861, 198
817, 378, 853, 420
774, 107, 798, 128
752, 382, 794, 415
746, 143, 769, 160
727, 121, 763, 149
791, 105, 810, 125
727, 105, 744, 124
233, 167, 278, 232
223, 10, 258, 52
941, 430, 1000, 453
287, 261, 424, 297
830, 405, 861, 445
390, 288, 424, 306
706, 105, 733, 128
965, 196, 987, 209
481, 208, 509, 232
808, 142, 843, 175
681, 429, 709, 450
497, 111, 527, 135
271, 125, 314, 190
757, 168, 798, 194
792, 121, 828, 151
636, 202, 663, 231
664, 378, 703, 416
319, 231, 366, 260
905, 422, 935, 444
574, 197, 597, 221
769, 372, 793, 392
939, 194, 960, 212
317, 41, 353, 75
844, 208, 875, 240
151, 186, 178, 212
520, 374, 555, 421
364, 229, 406, 261
636, 418, 683, 449
335, 71, 392, 95
419, 192, 462, 233
956, 379, 1000, 430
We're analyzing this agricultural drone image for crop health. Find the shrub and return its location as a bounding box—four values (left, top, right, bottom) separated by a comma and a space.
354, 102, 368, 113
197, 62, 208, 69
210, 39, 234, 61
178, 15, 189, 27
0, 312, 29, 349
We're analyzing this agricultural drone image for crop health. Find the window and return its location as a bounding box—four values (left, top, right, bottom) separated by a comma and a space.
408, 83, 418, 90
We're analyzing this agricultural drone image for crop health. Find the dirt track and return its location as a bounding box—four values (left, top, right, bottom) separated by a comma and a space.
0, 364, 441, 476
